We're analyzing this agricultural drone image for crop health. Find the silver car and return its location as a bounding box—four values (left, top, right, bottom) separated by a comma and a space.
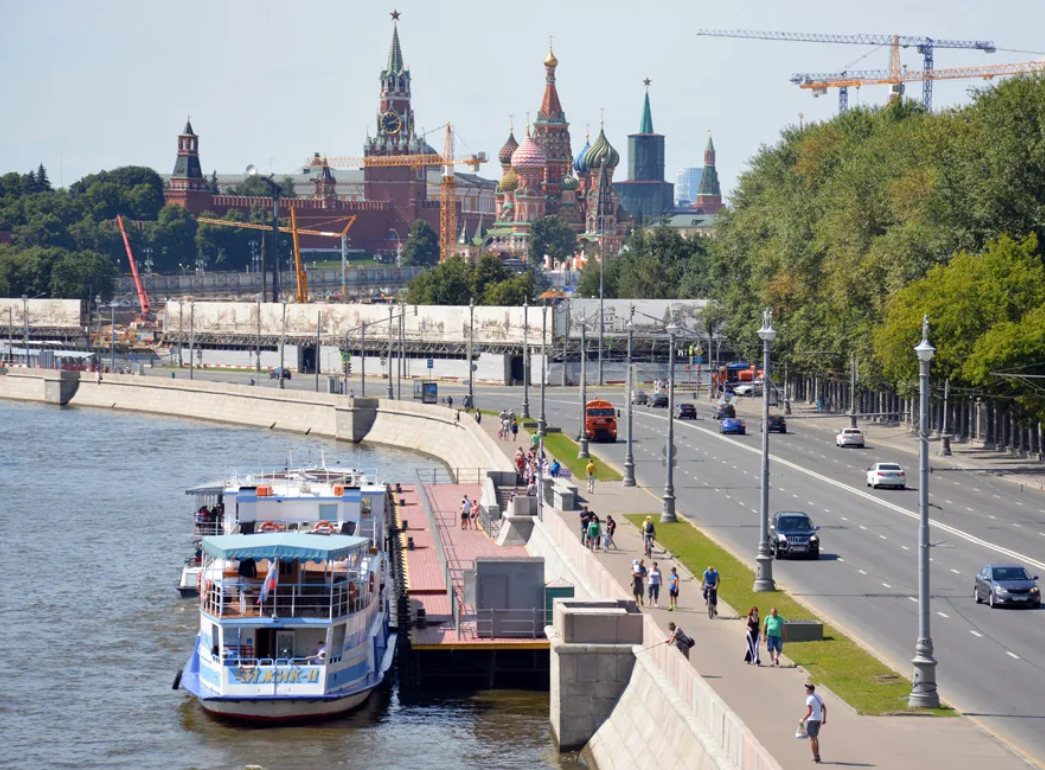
836, 428, 865, 448
974, 565, 1041, 609
866, 462, 906, 489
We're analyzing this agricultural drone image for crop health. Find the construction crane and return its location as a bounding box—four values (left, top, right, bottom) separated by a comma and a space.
306, 123, 488, 261
196, 216, 356, 303
793, 56, 1045, 107
697, 29, 995, 111
115, 215, 153, 320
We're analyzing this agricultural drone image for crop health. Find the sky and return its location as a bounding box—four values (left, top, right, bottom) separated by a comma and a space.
1, 0, 1041, 199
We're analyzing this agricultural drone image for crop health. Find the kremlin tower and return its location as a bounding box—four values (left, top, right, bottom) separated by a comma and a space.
691, 133, 723, 214
166, 118, 210, 211
616, 82, 674, 224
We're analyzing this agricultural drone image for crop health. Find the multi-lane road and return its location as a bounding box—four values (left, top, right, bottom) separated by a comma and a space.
147, 370, 1045, 763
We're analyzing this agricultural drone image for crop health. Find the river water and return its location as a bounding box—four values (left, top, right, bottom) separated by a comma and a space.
0, 401, 581, 770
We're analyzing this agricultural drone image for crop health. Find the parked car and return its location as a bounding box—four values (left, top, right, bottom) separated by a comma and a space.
270, 367, 292, 380
631, 389, 648, 405
650, 393, 669, 408
675, 403, 697, 420
770, 512, 820, 560
866, 462, 906, 489
713, 403, 736, 420
836, 427, 865, 448
720, 417, 746, 435
974, 564, 1041, 609
763, 414, 787, 433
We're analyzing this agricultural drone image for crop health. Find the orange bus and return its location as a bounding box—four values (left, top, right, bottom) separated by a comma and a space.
585, 399, 618, 442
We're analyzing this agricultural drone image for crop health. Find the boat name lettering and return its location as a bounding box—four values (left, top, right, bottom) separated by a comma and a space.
231, 667, 321, 684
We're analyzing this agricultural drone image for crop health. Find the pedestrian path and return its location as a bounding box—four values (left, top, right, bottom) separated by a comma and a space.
470, 409, 1034, 770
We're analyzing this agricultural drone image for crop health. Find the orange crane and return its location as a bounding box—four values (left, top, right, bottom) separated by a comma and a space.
116, 214, 152, 320
305, 123, 487, 261
196, 216, 356, 303
792, 55, 1045, 107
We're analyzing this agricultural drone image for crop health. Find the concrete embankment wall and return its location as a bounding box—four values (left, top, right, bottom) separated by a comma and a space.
0, 371, 513, 476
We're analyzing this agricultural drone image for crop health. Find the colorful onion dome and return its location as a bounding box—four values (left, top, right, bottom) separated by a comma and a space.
584, 127, 619, 170
497, 167, 519, 192
573, 136, 591, 174
561, 173, 579, 191
511, 129, 547, 171
498, 130, 519, 165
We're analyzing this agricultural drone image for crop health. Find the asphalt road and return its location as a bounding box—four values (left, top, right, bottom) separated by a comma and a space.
149, 370, 1045, 762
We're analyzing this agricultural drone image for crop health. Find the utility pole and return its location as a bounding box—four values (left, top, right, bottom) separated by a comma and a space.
468, 297, 475, 406
522, 299, 530, 418
598, 246, 605, 386
386, 304, 394, 399
661, 320, 679, 522
578, 317, 589, 458
179, 302, 184, 368
315, 310, 322, 392
753, 309, 777, 592
398, 302, 404, 400
940, 378, 952, 456
278, 297, 287, 389
260, 238, 267, 300
538, 302, 547, 436
271, 190, 280, 302
187, 301, 194, 380
341, 233, 348, 299
623, 307, 636, 487
360, 322, 367, 396
848, 350, 858, 429
256, 299, 262, 376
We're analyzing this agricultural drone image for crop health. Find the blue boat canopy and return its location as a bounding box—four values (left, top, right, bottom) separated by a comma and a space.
202, 533, 369, 562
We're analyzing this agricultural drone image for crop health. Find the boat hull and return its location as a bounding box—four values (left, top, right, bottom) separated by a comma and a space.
198, 689, 373, 721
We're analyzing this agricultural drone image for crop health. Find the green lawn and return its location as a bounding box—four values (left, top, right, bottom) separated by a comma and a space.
539, 432, 622, 482
625, 514, 954, 716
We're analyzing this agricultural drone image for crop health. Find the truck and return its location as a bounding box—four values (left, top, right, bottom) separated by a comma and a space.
584, 399, 618, 442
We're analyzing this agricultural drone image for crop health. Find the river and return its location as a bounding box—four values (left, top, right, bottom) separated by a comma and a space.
0, 401, 581, 770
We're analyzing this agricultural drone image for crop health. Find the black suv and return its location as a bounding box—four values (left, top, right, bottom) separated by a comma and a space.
770, 512, 820, 560
713, 403, 736, 419
763, 414, 787, 433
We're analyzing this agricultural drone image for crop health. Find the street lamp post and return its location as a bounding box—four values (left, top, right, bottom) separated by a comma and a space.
578, 317, 589, 458
624, 313, 636, 487
754, 308, 777, 592
598, 246, 605, 386
910, 316, 940, 708
397, 303, 404, 400
386, 304, 394, 400
278, 297, 287, 389
468, 297, 475, 406
522, 299, 530, 418
848, 351, 859, 429
188, 301, 194, 380
360, 322, 367, 396
661, 321, 679, 522
538, 302, 547, 437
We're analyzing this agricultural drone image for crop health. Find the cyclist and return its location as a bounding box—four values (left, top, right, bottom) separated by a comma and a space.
642, 516, 656, 557
701, 565, 720, 617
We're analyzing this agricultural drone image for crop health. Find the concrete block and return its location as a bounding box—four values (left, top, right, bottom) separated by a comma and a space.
558, 714, 595, 750
616, 655, 636, 680
577, 655, 598, 682
595, 680, 624, 700
615, 613, 644, 644
784, 618, 824, 642
559, 654, 577, 680
565, 680, 594, 698
597, 653, 619, 681
561, 694, 594, 717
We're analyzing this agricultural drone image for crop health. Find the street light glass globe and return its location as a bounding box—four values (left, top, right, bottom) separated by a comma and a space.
914, 338, 935, 363
758, 325, 777, 342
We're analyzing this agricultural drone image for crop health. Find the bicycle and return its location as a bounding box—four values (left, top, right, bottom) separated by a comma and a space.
705, 585, 718, 619
644, 535, 655, 559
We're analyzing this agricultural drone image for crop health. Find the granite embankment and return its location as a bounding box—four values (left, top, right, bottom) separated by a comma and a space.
0, 370, 513, 476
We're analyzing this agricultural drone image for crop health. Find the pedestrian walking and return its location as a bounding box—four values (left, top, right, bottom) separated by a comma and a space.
668, 567, 680, 611
743, 607, 761, 665
648, 562, 662, 607
585, 459, 597, 493
603, 514, 616, 550
642, 516, 656, 557
580, 506, 592, 545
447, 395, 453, 409
460, 496, 471, 530
764, 608, 786, 666
511, 418, 519, 441
799, 683, 827, 764
631, 559, 647, 605
550, 459, 561, 478
666, 622, 693, 660
470, 499, 481, 529
587, 515, 601, 552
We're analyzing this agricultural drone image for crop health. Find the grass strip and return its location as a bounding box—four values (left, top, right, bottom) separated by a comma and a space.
538, 432, 622, 482
624, 514, 953, 716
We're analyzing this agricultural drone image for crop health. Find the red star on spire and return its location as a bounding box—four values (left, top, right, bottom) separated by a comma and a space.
390, 9, 401, 21
643, 78, 652, 87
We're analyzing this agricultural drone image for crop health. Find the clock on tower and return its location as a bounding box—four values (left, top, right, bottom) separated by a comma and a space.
380, 112, 402, 135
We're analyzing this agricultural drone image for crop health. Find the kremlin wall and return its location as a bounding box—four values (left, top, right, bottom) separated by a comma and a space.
163, 17, 723, 260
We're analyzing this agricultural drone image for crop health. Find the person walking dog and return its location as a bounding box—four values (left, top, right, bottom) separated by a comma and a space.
799, 683, 827, 764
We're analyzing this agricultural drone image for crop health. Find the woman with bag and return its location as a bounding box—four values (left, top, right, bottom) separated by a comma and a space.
743, 607, 761, 665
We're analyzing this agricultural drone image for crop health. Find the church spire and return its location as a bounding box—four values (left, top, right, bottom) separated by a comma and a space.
385, 12, 405, 76
695, 130, 723, 212
537, 41, 564, 122
639, 79, 653, 134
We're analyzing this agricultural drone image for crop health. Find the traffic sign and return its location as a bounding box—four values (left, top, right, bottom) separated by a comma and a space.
695, 347, 703, 357
695, 355, 703, 365
661, 442, 677, 456
427, 357, 434, 369
685, 365, 691, 371
341, 351, 351, 362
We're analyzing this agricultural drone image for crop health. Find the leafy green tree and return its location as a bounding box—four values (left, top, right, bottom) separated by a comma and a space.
402, 219, 440, 267
35, 164, 51, 192
49, 249, 117, 301
470, 253, 510, 299
406, 255, 473, 304
575, 250, 619, 299
483, 270, 536, 305
528, 215, 576, 267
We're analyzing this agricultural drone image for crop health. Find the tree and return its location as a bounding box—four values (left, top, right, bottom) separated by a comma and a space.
226, 174, 295, 199
35, 164, 51, 192
470, 253, 511, 299
528, 215, 576, 267
49, 249, 117, 301
402, 219, 440, 267
209, 170, 220, 194
483, 270, 536, 305
407, 256, 473, 304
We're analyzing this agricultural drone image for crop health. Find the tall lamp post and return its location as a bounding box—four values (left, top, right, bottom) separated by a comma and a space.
623, 312, 636, 487
386, 304, 394, 400
522, 299, 530, 418
909, 315, 940, 708
538, 301, 548, 436
661, 321, 679, 522
278, 297, 288, 389
245, 165, 280, 302
598, 245, 605, 386
22, 292, 46, 366
467, 297, 475, 406
578, 316, 589, 459
753, 308, 777, 591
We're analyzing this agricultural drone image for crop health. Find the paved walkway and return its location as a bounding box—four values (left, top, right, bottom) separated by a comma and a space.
470, 410, 1036, 770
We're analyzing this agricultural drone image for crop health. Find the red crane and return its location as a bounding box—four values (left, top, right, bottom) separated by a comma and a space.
116, 215, 152, 319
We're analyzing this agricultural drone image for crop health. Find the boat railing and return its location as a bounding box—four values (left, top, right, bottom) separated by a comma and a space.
201, 578, 375, 620
218, 654, 324, 668
475, 608, 545, 639
223, 467, 381, 489
231, 519, 361, 536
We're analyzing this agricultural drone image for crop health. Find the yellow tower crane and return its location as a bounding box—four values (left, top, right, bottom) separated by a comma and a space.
196, 216, 356, 303
305, 124, 487, 261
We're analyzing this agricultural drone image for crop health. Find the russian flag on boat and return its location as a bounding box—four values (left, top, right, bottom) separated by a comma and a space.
258, 559, 278, 604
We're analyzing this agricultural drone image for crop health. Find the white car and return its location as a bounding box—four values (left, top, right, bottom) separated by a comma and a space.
867, 462, 906, 489
734, 381, 762, 397
836, 428, 865, 448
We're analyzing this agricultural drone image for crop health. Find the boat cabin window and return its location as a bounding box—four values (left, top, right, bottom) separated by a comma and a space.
361, 497, 373, 519
330, 624, 346, 663
319, 503, 338, 521
210, 622, 220, 657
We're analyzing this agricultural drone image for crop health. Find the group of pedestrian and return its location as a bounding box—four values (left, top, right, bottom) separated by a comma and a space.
740, 606, 787, 667
459, 495, 480, 530
630, 558, 679, 609
579, 505, 617, 551
497, 409, 520, 442
515, 446, 549, 491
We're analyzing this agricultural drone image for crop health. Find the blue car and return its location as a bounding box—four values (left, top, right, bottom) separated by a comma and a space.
720, 417, 746, 435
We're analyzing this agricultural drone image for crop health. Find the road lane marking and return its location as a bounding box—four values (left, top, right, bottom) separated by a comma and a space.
950, 569, 961, 574
879, 534, 888, 540
937, 612, 949, 618
838, 558, 845, 562
970, 630, 983, 637
908, 597, 918, 602
859, 569, 867, 575
989, 515, 996, 520
946, 500, 954, 505
901, 545, 910, 551
966, 507, 974, 512
882, 582, 892, 588
1006, 651, 1021, 660
859, 525, 868, 530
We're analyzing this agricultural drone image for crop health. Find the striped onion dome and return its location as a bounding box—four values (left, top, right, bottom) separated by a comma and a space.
497, 167, 519, 192
510, 129, 547, 171
498, 130, 519, 165
561, 173, 579, 191
583, 127, 619, 170
573, 136, 591, 173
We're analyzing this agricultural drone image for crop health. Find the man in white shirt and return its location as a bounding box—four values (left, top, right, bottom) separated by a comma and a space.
306, 641, 327, 664
799, 683, 826, 763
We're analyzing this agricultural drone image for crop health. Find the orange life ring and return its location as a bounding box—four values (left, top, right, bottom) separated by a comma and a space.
312, 520, 335, 535
258, 521, 280, 533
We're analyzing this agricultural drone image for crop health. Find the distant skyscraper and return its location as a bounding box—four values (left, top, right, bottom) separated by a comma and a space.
674, 167, 702, 207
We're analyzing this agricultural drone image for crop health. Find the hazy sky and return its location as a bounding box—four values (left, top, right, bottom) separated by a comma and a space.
1, 0, 1040, 198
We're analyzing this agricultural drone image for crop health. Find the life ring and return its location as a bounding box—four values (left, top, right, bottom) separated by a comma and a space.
258, 521, 280, 533
205, 579, 213, 597
312, 520, 335, 535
